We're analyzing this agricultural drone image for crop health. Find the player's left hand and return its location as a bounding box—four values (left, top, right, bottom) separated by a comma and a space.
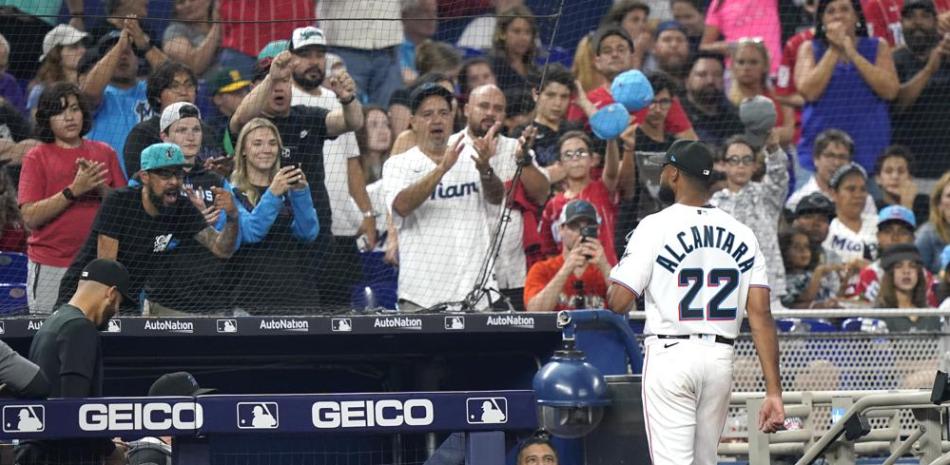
758, 394, 786, 433
328, 71, 357, 103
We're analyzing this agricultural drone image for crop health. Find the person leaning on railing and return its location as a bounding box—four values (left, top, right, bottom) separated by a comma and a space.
225, 117, 318, 314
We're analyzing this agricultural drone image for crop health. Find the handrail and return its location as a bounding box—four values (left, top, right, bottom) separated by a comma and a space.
730, 389, 924, 405
626, 308, 950, 319
794, 391, 941, 465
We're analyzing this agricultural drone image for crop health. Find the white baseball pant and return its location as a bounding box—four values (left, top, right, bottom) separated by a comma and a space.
641, 335, 735, 465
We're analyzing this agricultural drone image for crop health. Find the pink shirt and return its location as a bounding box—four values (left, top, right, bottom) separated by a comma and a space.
705, 0, 782, 75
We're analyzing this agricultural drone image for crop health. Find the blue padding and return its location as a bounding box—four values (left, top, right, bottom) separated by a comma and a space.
575, 328, 628, 376
0, 283, 28, 315
0, 252, 28, 284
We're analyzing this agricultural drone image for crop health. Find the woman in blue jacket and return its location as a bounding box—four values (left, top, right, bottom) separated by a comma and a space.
228, 117, 319, 313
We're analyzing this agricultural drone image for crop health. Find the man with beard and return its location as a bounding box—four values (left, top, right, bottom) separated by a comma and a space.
681, 52, 744, 146
229, 44, 363, 310
607, 139, 785, 465
891, 0, 950, 178
644, 22, 693, 86
289, 26, 378, 309
19, 259, 132, 464
56, 143, 239, 310
81, 22, 168, 159
383, 83, 505, 311
458, 84, 549, 310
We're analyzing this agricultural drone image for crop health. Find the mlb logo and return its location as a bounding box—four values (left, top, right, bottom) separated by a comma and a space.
2, 405, 45, 433
236, 402, 279, 429
104, 319, 121, 333
445, 316, 465, 330
465, 397, 507, 425
331, 318, 352, 332
217, 319, 238, 333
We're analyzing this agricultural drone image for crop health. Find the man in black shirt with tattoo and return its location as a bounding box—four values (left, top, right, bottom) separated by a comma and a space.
57, 143, 239, 311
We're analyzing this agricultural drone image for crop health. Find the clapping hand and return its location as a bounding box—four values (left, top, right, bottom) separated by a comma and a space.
71, 158, 108, 197
471, 121, 501, 174
439, 135, 465, 174
185, 187, 220, 227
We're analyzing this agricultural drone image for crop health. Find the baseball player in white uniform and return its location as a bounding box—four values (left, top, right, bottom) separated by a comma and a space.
607, 140, 785, 465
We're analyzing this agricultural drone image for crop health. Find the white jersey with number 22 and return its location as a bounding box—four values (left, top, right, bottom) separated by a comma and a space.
610, 204, 769, 339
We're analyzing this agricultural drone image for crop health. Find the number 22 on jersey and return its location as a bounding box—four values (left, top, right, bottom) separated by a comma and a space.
677, 268, 739, 321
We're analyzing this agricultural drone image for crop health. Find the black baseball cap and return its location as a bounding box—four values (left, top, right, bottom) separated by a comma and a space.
148, 371, 216, 396
663, 139, 713, 180
80, 259, 133, 303
559, 199, 599, 226
795, 192, 835, 219
880, 243, 923, 270
410, 83, 455, 114
902, 0, 936, 17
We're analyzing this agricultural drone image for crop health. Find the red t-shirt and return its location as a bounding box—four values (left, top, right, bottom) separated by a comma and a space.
18, 140, 127, 267
220, 0, 312, 58
566, 86, 694, 135
523, 254, 608, 311
539, 180, 618, 266
775, 28, 814, 143
775, 29, 815, 97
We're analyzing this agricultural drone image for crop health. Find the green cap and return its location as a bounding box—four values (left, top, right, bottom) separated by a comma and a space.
141, 143, 186, 171
257, 40, 289, 61
210, 68, 251, 95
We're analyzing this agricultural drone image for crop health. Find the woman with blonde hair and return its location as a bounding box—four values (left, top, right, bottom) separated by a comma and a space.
572, 34, 606, 93
227, 117, 319, 313
917, 172, 950, 273
728, 39, 794, 146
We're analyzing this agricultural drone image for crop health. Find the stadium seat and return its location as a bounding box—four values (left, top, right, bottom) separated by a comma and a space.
841, 317, 889, 333
0, 283, 28, 315
350, 252, 398, 310
0, 252, 28, 284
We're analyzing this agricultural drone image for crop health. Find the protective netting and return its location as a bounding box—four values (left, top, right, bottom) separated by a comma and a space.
0, 0, 947, 315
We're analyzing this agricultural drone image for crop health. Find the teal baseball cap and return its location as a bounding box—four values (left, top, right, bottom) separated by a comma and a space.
141, 143, 186, 171
258, 40, 289, 61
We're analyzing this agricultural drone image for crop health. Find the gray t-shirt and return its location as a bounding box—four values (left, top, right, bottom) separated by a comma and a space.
0, 339, 41, 393
162, 22, 213, 78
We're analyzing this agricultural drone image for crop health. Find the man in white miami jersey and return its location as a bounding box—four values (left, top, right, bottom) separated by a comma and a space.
383, 83, 506, 310
607, 139, 785, 465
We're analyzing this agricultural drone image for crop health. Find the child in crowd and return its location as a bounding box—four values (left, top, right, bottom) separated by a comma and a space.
780, 228, 842, 309
876, 244, 940, 332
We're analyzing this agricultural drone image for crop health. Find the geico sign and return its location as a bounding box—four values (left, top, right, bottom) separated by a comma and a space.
79, 403, 203, 431
312, 399, 433, 429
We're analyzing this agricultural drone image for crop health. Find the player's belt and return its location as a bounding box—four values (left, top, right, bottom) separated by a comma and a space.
656, 334, 735, 346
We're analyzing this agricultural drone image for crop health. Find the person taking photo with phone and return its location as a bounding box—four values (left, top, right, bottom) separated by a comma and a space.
525, 199, 613, 311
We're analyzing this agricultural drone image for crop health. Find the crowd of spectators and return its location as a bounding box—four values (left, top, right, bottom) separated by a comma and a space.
0, 0, 946, 324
